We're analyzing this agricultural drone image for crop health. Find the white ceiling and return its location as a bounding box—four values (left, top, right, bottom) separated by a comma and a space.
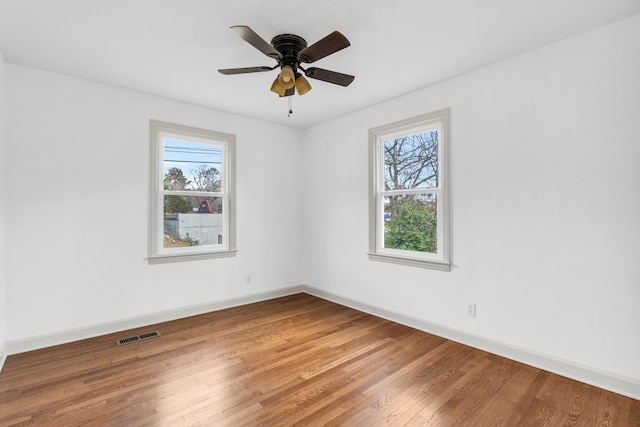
0, 0, 638, 128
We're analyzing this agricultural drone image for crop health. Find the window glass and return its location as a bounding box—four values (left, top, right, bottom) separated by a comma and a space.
163, 196, 223, 247
384, 131, 439, 190
163, 139, 222, 192
384, 193, 437, 253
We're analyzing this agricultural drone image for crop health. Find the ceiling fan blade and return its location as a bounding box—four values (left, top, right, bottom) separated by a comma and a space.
304, 67, 355, 86
230, 25, 282, 60
298, 31, 350, 63
218, 66, 276, 75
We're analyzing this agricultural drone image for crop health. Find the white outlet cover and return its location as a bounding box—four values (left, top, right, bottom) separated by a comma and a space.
467, 303, 476, 317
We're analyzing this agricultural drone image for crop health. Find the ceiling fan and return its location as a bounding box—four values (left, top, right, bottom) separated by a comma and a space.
218, 26, 355, 97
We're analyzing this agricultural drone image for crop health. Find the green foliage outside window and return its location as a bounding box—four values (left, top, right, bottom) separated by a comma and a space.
385, 198, 437, 253
163, 195, 192, 213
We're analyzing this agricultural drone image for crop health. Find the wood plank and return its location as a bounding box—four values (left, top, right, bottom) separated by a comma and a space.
0, 293, 637, 426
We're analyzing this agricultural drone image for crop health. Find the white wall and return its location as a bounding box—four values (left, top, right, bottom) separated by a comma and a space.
4, 65, 304, 340
0, 48, 6, 358
302, 15, 640, 383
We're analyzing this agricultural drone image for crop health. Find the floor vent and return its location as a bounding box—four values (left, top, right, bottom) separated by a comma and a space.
116, 331, 161, 346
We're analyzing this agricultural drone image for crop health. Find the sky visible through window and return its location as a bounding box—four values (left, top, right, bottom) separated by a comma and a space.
163, 138, 222, 183
383, 130, 438, 191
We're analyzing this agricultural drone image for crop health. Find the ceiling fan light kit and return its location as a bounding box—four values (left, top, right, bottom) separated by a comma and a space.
270, 77, 287, 96
218, 25, 354, 99
278, 65, 296, 89
295, 74, 312, 95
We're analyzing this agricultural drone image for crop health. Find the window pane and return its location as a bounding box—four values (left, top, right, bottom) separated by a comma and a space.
163, 139, 222, 192
163, 196, 224, 248
384, 131, 438, 190
384, 193, 437, 253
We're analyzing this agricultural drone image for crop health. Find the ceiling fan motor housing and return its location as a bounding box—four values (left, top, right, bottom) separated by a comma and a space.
271, 34, 307, 73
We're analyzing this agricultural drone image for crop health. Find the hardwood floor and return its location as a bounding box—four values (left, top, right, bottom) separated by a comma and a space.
1, 293, 638, 426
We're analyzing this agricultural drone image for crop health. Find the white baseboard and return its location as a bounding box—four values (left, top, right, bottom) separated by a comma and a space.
0, 342, 7, 374
3, 284, 639, 400
300, 285, 640, 401
4, 286, 304, 356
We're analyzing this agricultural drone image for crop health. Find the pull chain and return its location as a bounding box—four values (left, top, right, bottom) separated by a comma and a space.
288, 96, 293, 117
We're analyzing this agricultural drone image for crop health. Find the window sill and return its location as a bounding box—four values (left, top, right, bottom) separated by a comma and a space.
368, 252, 450, 271
148, 250, 238, 265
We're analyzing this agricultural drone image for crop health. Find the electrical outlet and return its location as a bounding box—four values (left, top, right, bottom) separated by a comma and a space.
466, 303, 476, 317
245, 274, 252, 284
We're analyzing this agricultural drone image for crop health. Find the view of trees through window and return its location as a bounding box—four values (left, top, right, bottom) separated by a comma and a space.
163, 166, 221, 213
163, 139, 223, 248
383, 131, 439, 253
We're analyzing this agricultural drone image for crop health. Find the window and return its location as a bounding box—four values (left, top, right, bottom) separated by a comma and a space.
149, 120, 236, 264
368, 109, 450, 271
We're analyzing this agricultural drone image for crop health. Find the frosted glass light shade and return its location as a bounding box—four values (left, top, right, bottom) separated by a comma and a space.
295, 75, 312, 95
270, 76, 287, 96
278, 66, 295, 89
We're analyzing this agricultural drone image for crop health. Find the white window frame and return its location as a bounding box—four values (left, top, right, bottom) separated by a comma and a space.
148, 120, 237, 264
368, 109, 450, 271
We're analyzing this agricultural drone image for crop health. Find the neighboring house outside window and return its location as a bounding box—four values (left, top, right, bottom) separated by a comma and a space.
368, 109, 450, 271
149, 120, 236, 264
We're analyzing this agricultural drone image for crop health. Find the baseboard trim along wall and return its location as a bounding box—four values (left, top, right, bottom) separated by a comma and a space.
299, 285, 640, 401
0, 342, 7, 374
3, 286, 303, 357
3, 284, 639, 400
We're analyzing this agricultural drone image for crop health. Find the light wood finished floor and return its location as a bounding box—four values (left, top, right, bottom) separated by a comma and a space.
1, 293, 638, 426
